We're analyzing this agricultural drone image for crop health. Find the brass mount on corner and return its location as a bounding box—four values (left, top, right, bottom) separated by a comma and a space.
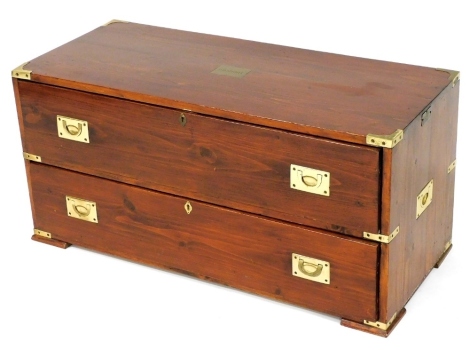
366, 129, 403, 148
436, 68, 460, 87
34, 229, 52, 239
363, 226, 399, 244
364, 312, 397, 331
102, 19, 129, 26
12, 62, 32, 80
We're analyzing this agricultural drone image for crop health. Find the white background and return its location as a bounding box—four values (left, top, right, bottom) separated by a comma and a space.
0, 1, 468, 348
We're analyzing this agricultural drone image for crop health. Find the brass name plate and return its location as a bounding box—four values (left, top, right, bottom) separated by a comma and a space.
211, 65, 251, 78
66, 196, 98, 223
57, 116, 90, 143
292, 253, 330, 284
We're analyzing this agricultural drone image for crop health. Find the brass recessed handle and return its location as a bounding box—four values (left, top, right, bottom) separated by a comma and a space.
298, 259, 323, 277
57, 116, 89, 143
66, 196, 98, 223
291, 165, 330, 196
72, 204, 91, 217
416, 179, 433, 219
63, 120, 82, 136
301, 175, 318, 187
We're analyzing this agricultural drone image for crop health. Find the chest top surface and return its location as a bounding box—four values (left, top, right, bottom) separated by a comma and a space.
20, 21, 452, 144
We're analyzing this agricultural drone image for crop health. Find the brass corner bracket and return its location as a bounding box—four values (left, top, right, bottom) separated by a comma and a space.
363, 226, 399, 244
102, 19, 129, 26
34, 229, 52, 239
366, 129, 403, 149
436, 68, 460, 87
12, 62, 32, 80
364, 312, 397, 331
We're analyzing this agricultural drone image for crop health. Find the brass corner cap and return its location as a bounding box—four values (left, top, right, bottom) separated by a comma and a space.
436, 68, 460, 87
364, 312, 397, 331
12, 62, 32, 80
366, 129, 403, 149
102, 19, 129, 26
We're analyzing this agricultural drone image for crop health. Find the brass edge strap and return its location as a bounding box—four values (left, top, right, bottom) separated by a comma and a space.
366, 129, 403, 148
34, 229, 52, 239
363, 226, 399, 244
12, 62, 32, 80
102, 19, 129, 26
364, 312, 397, 331
23, 152, 42, 163
436, 68, 460, 87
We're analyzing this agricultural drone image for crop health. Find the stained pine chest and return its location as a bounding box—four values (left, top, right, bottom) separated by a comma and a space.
12, 20, 459, 337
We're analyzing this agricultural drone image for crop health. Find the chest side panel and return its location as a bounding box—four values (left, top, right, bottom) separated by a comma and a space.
379, 81, 459, 322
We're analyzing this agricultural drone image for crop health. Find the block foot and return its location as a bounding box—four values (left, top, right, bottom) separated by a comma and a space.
32, 234, 71, 249
341, 308, 406, 337
434, 243, 453, 268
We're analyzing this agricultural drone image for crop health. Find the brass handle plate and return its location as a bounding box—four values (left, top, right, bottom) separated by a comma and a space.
292, 253, 330, 284
416, 179, 433, 219
290, 164, 330, 196
57, 116, 90, 143
66, 196, 98, 223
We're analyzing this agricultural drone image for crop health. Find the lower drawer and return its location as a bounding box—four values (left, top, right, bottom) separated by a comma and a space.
27, 162, 379, 322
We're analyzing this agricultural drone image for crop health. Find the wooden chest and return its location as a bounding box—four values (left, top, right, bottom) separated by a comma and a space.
12, 20, 459, 337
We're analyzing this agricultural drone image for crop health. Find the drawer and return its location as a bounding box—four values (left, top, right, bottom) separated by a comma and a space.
28, 162, 379, 322
19, 81, 380, 237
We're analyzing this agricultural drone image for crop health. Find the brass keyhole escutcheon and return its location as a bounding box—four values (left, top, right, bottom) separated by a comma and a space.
421, 192, 429, 206
180, 113, 187, 126
185, 201, 192, 214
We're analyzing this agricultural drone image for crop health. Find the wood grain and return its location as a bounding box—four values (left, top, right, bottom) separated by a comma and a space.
31, 234, 71, 249
379, 81, 459, 321
12, 79, 26, 149
19, 80, 381, 237
28, 162, 379, 322
22, 22, 450, 145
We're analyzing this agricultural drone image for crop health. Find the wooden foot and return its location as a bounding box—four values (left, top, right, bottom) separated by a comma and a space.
31, 234, 71, 249
341, 308, 406, 337
434, 244, 453, 268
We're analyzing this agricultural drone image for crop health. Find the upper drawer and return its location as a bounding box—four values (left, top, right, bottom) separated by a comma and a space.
17, 81, 380, 237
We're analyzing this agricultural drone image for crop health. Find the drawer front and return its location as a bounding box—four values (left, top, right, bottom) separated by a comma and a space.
19, 81, 380, 237
28, 162, 378, 322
